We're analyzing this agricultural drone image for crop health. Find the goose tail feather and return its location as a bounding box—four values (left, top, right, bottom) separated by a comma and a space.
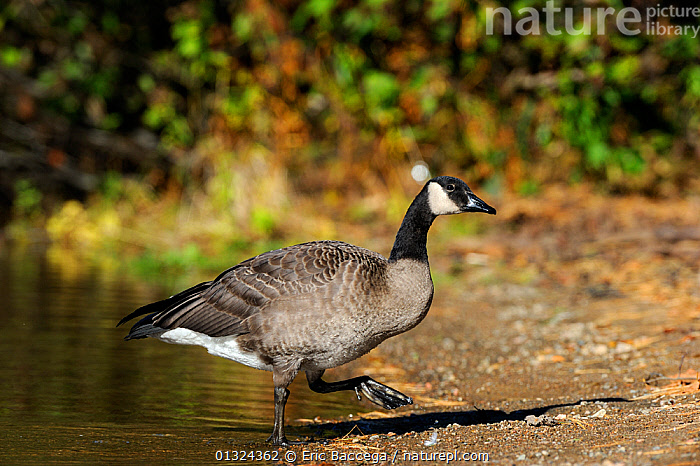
117, 281, 213, 339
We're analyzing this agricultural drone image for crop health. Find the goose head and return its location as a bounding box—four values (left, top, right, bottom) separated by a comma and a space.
426, 176, 496, 216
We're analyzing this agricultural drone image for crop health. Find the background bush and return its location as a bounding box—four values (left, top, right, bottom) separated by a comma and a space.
1, 0, 698, 242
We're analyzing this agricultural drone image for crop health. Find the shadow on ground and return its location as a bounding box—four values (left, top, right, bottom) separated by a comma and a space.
304, 397, 630, 441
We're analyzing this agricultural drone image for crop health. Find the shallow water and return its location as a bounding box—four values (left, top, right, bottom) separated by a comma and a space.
0, 247, 357, 463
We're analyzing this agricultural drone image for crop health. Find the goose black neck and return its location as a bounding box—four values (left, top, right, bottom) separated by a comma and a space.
389, 192, 436, 263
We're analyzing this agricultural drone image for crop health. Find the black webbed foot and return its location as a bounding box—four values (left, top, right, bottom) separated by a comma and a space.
307, 372, 412, 410
353, 377, 413, 409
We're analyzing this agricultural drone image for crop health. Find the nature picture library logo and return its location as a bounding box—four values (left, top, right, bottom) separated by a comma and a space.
486, 1, 700, 38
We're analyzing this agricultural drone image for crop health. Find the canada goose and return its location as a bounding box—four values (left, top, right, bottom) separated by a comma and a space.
118, 176, 495, 445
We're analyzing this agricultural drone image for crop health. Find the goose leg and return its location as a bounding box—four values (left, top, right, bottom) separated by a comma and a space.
306, 370, 412, 410
267, 366, 304, 446
267, 386, 292, 445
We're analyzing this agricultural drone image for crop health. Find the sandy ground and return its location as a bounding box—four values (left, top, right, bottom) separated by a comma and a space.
3, 187, 698, 465
272, 187, 700, 464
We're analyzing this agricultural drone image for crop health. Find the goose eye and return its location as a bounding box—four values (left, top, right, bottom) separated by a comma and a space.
445, 184, 455, 192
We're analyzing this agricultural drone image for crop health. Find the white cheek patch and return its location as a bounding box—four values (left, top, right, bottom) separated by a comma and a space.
427, 182, 461, 215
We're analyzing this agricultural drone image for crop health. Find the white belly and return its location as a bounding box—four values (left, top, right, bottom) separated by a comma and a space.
158, 328, 273, 371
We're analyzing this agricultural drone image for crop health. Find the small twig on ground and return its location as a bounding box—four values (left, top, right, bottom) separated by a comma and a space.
645, 376, 699, 384
677, 352, 688, 378
339, 424, 365, 440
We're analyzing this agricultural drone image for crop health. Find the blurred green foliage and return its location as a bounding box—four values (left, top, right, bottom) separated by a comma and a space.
13, 180, 42, 219
2, 0, 699, 270
2, 0, 698, 196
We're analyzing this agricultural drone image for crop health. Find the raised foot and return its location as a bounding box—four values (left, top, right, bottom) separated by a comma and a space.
355, 378, 413, 409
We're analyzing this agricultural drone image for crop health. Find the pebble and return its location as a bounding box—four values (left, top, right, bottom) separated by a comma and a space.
525, 414, 557, 427
591, 409, 607, 418
424, 431, 438, 446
